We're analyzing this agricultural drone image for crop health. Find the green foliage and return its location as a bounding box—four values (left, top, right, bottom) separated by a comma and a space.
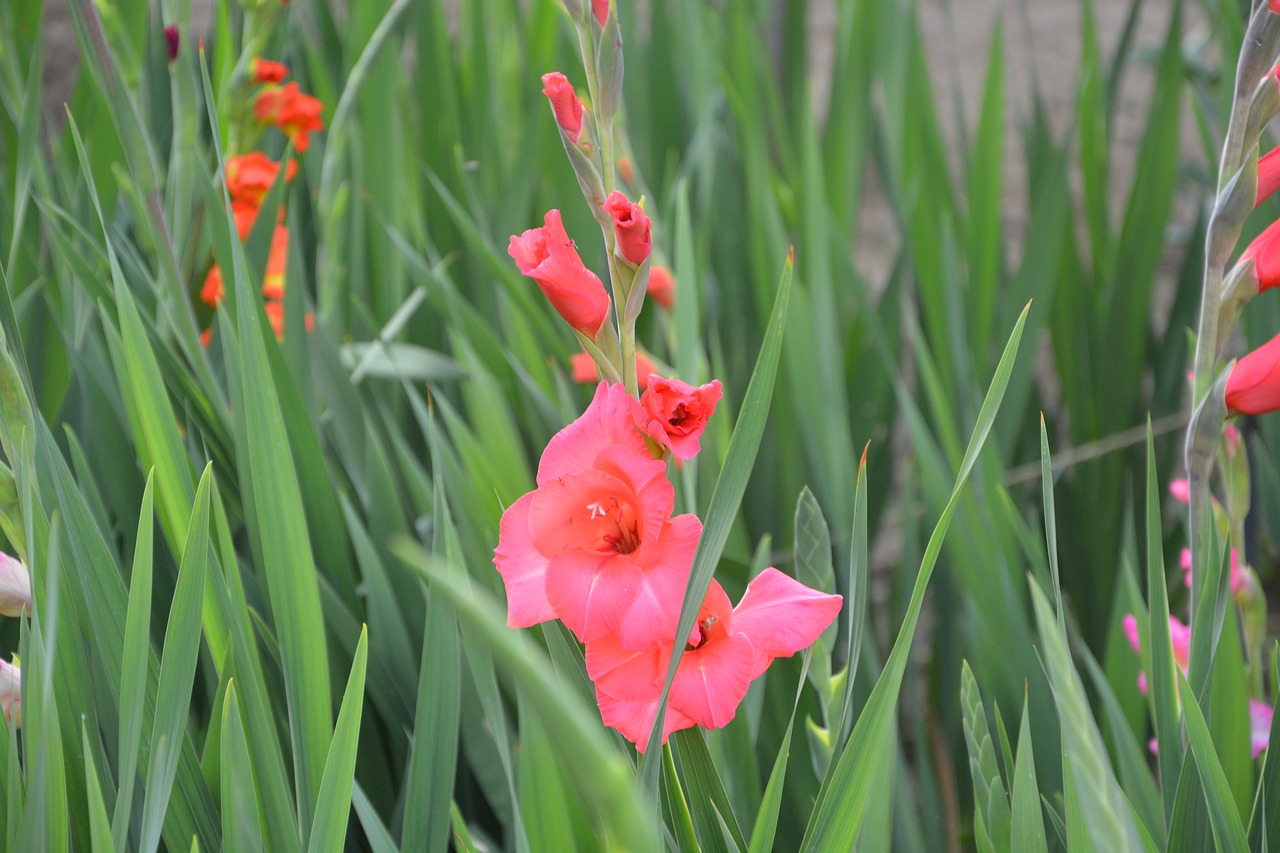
0, 0, 1261, 849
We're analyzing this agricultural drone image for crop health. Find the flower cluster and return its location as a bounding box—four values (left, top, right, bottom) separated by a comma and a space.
199, 59, 321, 344
494, 382, 841, 749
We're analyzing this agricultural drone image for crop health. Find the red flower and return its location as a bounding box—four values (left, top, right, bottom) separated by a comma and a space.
647, 264, 674, 309
1226, 330, 1280, 415
225, 152, 296, 206
262, 226, 290, 300
540, 73, 585, 144
252, 58, 289, 84
254, 82, 325, 152
639, 376, 722, 460
603, 191, 651, 266
200, 264, 224, 307
592, 0, 609, 26
509, 210, 610, 336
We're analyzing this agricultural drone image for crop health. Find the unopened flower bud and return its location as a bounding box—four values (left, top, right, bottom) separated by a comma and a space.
164, 26, 179, 62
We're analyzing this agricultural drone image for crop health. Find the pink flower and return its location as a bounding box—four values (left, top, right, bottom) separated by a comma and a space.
0, 659, 20, 727
1122, 613, 1190, 696
647, 265, 675, 310
603, 191, 652, 266
494, 383, 701, 647
1182, 547, 1245, 598
592, 0, 609, 26
1225, 424, 1241, 457
1169, 479, 1190, 504
540, 73, 585, 144
586, 569, 842, 750
1252, 698, 1273, 758
0, 554, 30, 617
509, 210, 611, 336
639, 376, 723, 460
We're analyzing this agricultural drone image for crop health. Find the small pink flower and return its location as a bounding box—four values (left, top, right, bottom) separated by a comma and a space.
1169, 615, 1190, 672
647, 265, 675, 310
509, 210, 611, 336
1169, 479, 1190, 504
639, 376, 723, 460
1252, 698, 1273, 758
1183, 547, 1245, 598
540, 73, 585, 144
603, 191, 652, 266
1226, 331, 1280, 415
586, 569, 841, 750
1225, 424, 1241, 457
0, 554, 30, 618
592, 0, 609, 26
494, 383, 701, 647
1122, 614, 1141, 655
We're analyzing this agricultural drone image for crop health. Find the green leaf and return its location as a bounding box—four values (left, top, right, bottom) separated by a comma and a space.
1177, 669, 1249, 853
672, 728, 746, 853
1010, 697, 1049, 853
960, 662, 1011, 853
1029, 579, 1142, 852
800, 303, 1029, 850
793, 487, 835, 692
305, 627, 368, 853
82, 724, 117, 853
747, 652, 813, 853
139, 466, 211, 853
220, 684, 265, 853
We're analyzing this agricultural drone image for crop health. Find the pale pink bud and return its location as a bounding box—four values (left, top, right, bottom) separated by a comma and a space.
0, 554, 31, 617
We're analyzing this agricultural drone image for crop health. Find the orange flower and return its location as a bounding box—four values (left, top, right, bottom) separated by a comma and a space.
200, 264, 225, 307
200, 328, 213, 348
254, 83, 325, 152
225, 152, 296, 206
262, 226, 289, 300
647, 265, 675, 310
263, 300, 315, 339
252, 58, 289, 84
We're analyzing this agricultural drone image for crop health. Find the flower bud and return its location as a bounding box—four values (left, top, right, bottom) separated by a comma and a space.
164, 26, 180, 62
647, 264, 674, 309
252, 58, 289, 84
540, 72, 585, 145
603, 191, 651, 265
0, 554, 30, 617
592, 0, 609, 26
509, 211, 611, 336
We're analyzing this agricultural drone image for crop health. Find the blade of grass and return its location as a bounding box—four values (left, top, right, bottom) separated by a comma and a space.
799, 303, 1029, 850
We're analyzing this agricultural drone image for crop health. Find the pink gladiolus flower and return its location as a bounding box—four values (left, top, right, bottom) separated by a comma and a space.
639, 376, 723, 460
509, 210, 611, 336
592, 0, 609, 26
586, 569, 842, 750
1122, 614, 1141, 655
0, 659, 20, 727
603, 191, 652, 266
541, 73, 585, 144
1122, 613, 1190, 696
1182, 547, 1245, 598
647, 265, 675, 310
1252, 698, 1273, 758
494, 383, 701, 647
1169, 479, 1190, 504
1226, 331, 1280, 415
0, 554, 30, 617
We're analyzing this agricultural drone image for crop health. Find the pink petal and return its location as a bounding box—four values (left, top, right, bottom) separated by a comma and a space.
595, 688, 694, 752
585, 632, 667, 702
1169, 479, 1190, 505
1169, 616, 1190, 673
545, 550, 643, 642
615, 514, 701, 650
670, 631, 756, 729
537, 383, 649, 484
1122, 614, 1141, 655
730, 568, 842, 677
492, 494, 556, 628
1252, 698, 1273, 758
